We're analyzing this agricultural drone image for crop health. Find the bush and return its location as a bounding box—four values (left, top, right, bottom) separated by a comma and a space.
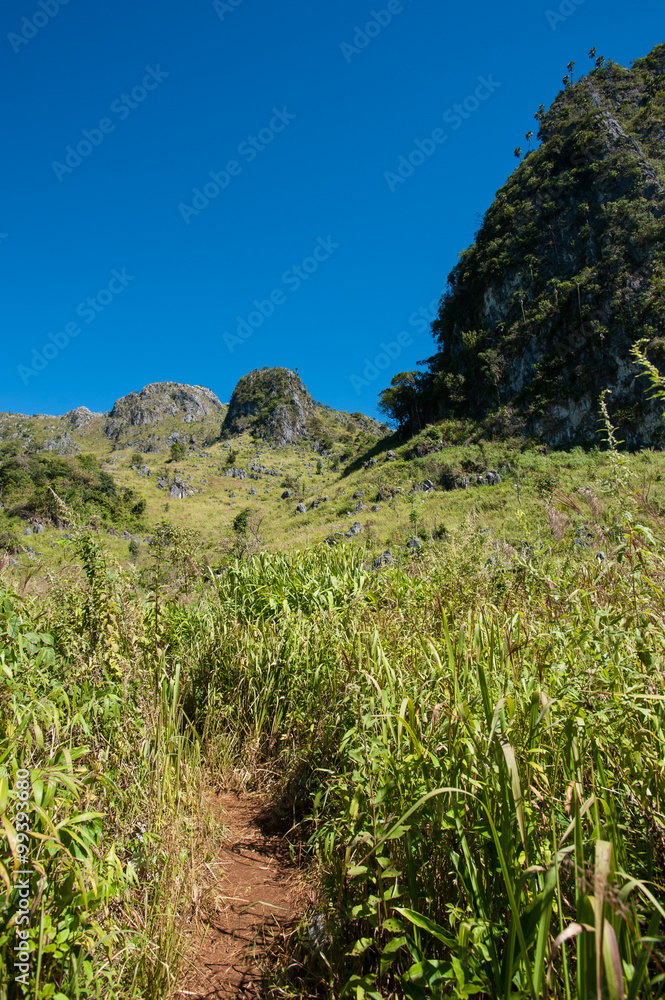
0, 530, 19, 553
0, 455, 123, 525
232, 509, 249, 535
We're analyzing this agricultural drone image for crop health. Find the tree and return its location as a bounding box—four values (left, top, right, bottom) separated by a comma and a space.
170, 441, 185, 462
534, 103, 546, 122
232, 509, 249, 535
562, 75, 570, 88
526, 131, 533, 151
588, 47, 597, 61
514, 147, 523, 159
567, 61, 575, 82
378, 372, 421, 429
478, 348, 507, 404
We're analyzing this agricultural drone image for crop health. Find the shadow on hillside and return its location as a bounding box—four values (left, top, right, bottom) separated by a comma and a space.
341, 431, 402, 477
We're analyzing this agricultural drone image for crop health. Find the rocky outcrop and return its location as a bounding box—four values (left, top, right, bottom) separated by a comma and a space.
106, 383, 226, 439
43, 433, 80, 455
1, 372, 388, 461
222, 368, 317, 445
410, 43, 665, 447
65, 406, 100, 430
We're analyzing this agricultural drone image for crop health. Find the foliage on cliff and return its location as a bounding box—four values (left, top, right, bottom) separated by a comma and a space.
382, 44, 665, 446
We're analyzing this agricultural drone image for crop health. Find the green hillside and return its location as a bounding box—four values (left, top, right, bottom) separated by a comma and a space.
381, 44, 665, 448
2, 367, 664, 579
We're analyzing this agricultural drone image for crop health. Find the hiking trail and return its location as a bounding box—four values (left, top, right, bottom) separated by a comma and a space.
176, 792, 298, 999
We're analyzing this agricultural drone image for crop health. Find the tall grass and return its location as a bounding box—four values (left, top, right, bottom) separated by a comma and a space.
1, 479, 665, 998
0, 536, 210, 999
161, 507, 665, 998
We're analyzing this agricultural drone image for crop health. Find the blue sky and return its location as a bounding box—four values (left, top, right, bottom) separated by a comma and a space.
1, 0, 663, 418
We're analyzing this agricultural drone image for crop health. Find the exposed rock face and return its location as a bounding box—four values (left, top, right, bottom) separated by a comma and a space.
105, 383, 225, 439
415, 44, 665, 447
65, 407, 99, 429
43, 433, 80, 455
374, 550, 393, 568
222, 368, 317, 445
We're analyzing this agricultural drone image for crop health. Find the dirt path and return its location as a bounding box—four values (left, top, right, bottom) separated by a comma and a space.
177, 793, 298, 999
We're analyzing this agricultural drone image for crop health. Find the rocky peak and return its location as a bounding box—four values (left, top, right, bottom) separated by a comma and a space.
105, 382, 225, 439
414, 43, 665, 447
222, 368, 316, 445
65, 406, 100, 430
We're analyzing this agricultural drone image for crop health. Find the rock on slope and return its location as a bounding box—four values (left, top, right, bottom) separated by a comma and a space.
222, 367, 388, 448
106, 383, 225, 432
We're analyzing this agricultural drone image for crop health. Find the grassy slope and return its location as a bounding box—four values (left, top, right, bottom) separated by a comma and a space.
3, 470, 665, 998
3, 419, 665, 578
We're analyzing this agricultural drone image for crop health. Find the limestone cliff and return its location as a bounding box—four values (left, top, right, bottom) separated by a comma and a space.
410, 43, 665, 447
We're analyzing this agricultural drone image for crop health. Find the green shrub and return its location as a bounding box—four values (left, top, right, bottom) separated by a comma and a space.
0, 531, 18, 554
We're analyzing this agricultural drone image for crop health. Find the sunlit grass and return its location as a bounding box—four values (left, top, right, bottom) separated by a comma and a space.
1, 457, 665, 997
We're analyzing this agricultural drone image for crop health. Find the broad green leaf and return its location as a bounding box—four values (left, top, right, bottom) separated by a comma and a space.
602, 922, 624, 1000
395, 908, 457, 948
348, 937, 374, 956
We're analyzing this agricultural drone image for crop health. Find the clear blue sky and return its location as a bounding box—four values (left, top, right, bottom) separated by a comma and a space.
1, 0, 662, 418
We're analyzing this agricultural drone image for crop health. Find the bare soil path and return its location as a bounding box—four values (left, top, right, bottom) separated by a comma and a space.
176, 792, 298, 999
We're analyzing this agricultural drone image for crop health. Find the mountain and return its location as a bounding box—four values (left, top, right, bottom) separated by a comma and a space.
106, 382, 226, 432
222, 367, 385, 447
0, 370, 396, 563
0, 370, 387, 461
104, 382, 228, 451
388, 43, 665, 447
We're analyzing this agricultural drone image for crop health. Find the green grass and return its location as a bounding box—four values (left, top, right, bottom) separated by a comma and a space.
1, 410, 665, 998
0, 536, 216, 999
150, 495, 665, 998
